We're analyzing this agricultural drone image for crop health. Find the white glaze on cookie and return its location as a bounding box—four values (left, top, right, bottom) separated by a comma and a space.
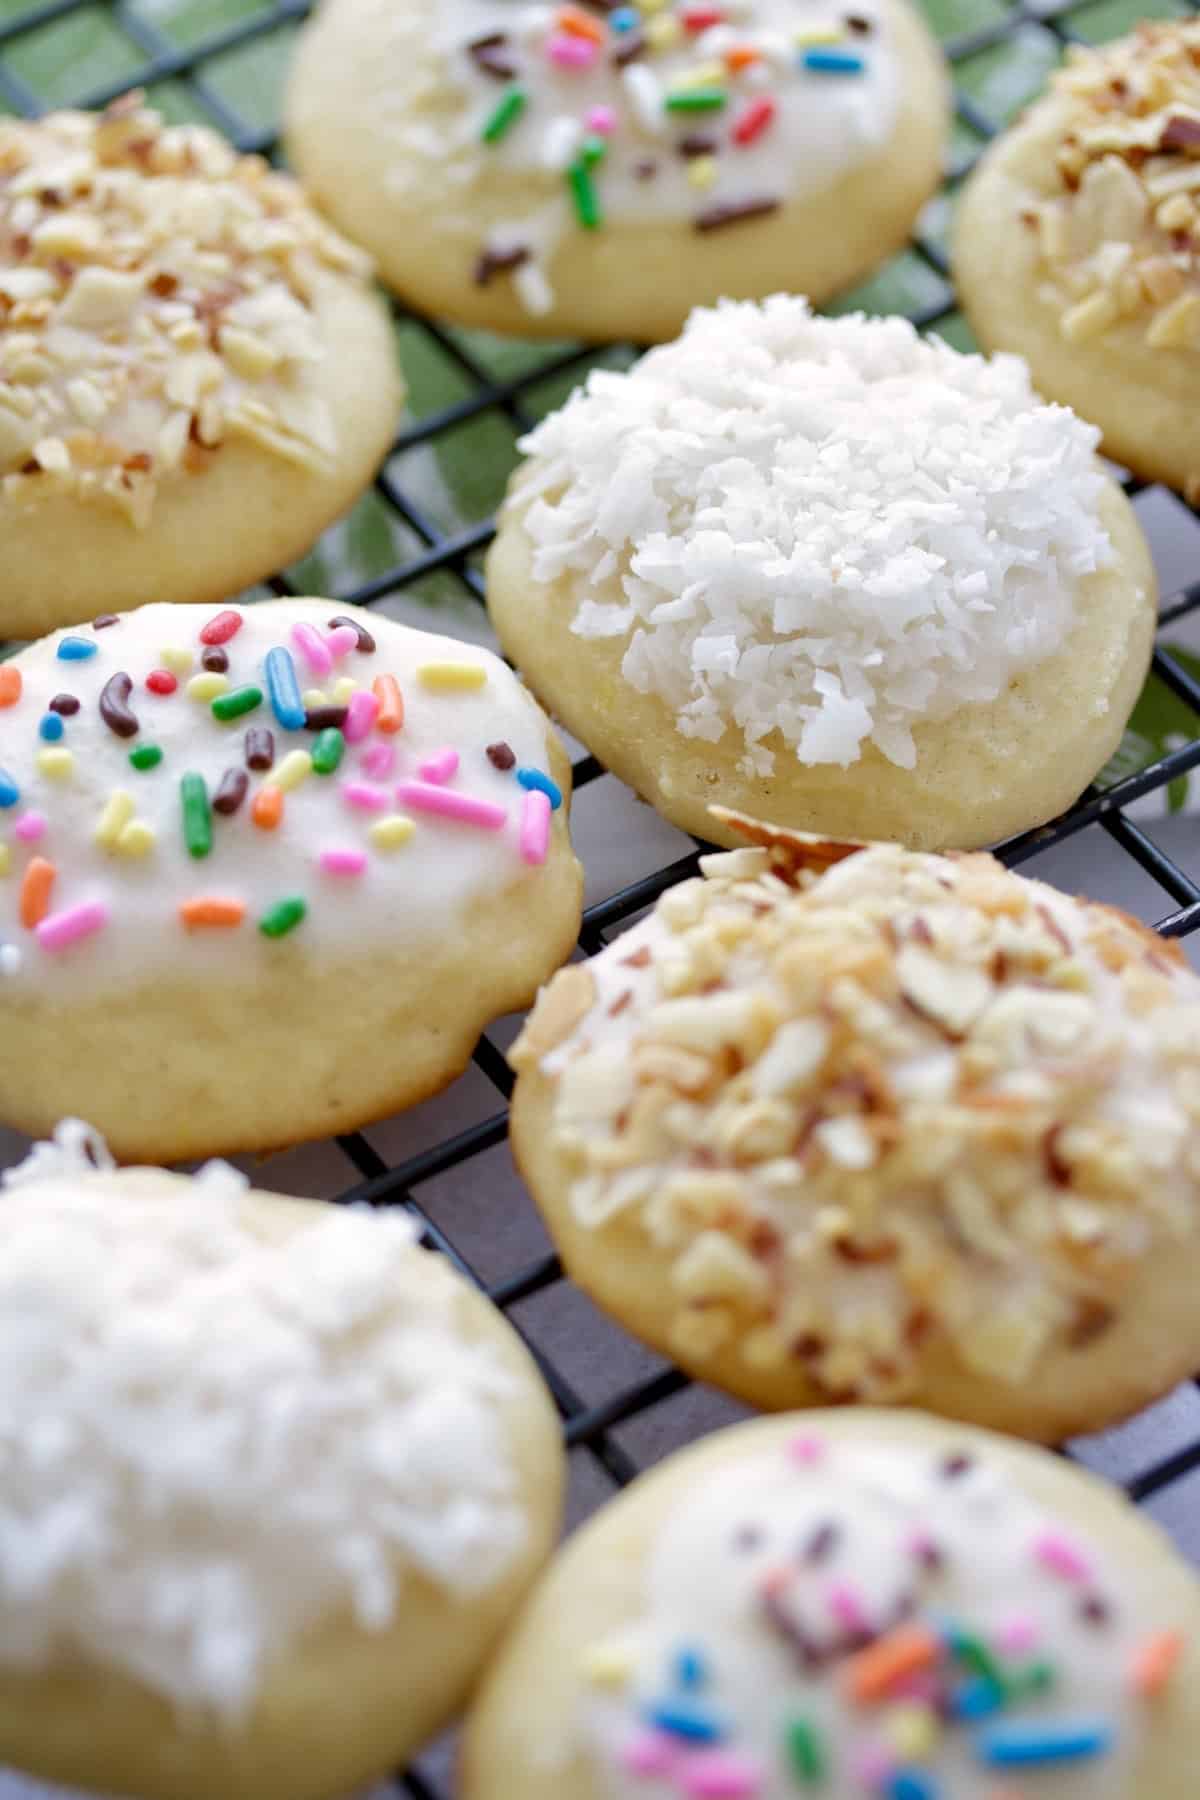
576, 1433, 1182, 1797
0, 600, 563, 988
378, 1, 896, 313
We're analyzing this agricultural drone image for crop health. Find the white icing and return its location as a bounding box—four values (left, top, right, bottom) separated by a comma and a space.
579, 1437, 1163, 1797
0, 1160, 527, 1715
0, 600, 560, 989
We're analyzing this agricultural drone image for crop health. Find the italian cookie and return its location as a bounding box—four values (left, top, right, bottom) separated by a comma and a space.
462, 1410, 1200, 1800
283, 0, 948, 343
487, 298, 1156, 852
0, 599, 582, 1163
0, 98, 402, 639
509, 812, 1200, 1441
0, 1121, 564, 1800
954, 22, 1200, 503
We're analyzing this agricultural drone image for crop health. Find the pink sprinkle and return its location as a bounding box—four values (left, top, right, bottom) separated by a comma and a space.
547, 30, 597, 67
1033, 1530, 1092, 1583
786, 1433, 826, 1467
325, 625, 359, 660
396, 782, 506, 831
292, 622, 333, 678
361, 742, 396, 779
519, 787, 551, 865
586, 103, 618, 134
14, 811, 46, 843
892, 1671, 944, 1705
827, 1581, 869, 1633
621, 1730, 683, 1779
906, 1528, 937, 1561
679, 1748, 764, 1798
344, 689, 380, 744
997, 1616, 1040, 1656
37, 899, 107, 953
342, 780, 391, 812
850, 1742, 896, 1790
320, 849, 368, 877
419, 747, 460, 785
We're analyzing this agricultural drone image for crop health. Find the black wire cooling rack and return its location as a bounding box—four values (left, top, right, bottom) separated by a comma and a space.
2, 0, 1200, 1793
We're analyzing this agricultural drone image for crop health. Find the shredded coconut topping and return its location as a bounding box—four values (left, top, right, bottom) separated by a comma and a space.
513, 814, 1200, 1399
511, 297, 1113, 772
0, 97, 371, 524
0, 1152, 526, 1715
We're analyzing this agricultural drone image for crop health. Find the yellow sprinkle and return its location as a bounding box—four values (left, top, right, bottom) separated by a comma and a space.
0, 844, 10, 877
159, 646, 193, 675
332, 676, 358, 704
369, 814, 416, 851
94, 789, 135, 849
885, 1705, 939, 1763
186, 672, 229, 703
274, 749, 313, 793
792, 23, 845, 44
641, 0, 669, 10
36, 748, 74, 780
645, 13, 681, 47
580, 1641, 633, 1689
417, 662, 488, 692
688, 155, 718, 190
672, 58, 724, 88
302, 688, 327, 709
115, 819, 156, 858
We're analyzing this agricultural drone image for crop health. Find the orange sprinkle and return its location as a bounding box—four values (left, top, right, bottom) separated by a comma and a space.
556, 4, 605, 42
1131, 1629, 1184, 1697
724, 43, 762, 70
19, 856, 55, 929
373, 673, 404, 734
179, 896, 247, 930
251, 785, 284, 830
0, 666, 21, 708
843, 1626, 941, 1704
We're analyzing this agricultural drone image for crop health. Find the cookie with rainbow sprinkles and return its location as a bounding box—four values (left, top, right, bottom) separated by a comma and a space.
0, 599, 582, 1162
463, 1411, 1200, 1800
284, 0, 948, 342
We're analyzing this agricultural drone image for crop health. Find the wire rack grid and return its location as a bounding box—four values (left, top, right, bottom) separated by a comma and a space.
1, 0, 1200, 1794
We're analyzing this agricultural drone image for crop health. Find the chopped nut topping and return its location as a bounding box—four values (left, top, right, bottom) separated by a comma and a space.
515, 826, 1200, 1402
1029, 23, 1200, 349
0, 99, 371, 523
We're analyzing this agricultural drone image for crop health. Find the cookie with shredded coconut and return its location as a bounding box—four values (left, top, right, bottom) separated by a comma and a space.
488, 297, 1156, 851
0, 97, 402, 637
508, 809, 1200, 1440
0, 1122, 563, 1800
955, 21, 1200, 504
283, 0, 947, 343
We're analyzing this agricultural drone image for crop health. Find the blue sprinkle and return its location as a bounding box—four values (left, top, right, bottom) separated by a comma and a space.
952, 1678, 1006, 1720
801, 48, 866, 73
674, 1646, 707, 1691
889, 1774, 939, 1800
610, 4, 640, 27
0, 771, 19, 808
265, 646, 306, 731
56, 637, 98, 662
645, 1699, 725, 1744
977, 1721, 1114, 1767
38, 712, 64, 742
517, 766, 563, 810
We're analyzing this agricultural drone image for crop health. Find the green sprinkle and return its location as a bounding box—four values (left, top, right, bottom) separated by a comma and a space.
259, 896, 307, 939
568, 158, 602, 229
311, 728, 345, 775
212, 684, 263, 723
482, 86, 527, 144
952, 1630, 1007, 1692
1013, 1659, 1056, 1696
786, 1718, 826, 1783
664, 87, 728, 112
582, 133, 607, 167
129, 744, 163, 772
180, 772, 212, 861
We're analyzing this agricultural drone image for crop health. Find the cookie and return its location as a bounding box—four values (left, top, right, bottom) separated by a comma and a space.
0, 99, 402, 639
0, 599, 582, 1162
954, 22, 1200, 503
0, 1121, 564, 1800
462, 1410, 1200, 1800
487, 298, 1155, 853
283, 0, 947, 344
508, 813, 1200, 1441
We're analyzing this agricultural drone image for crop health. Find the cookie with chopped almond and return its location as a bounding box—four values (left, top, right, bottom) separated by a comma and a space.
509, 810, 1200, 1440
0, 98, 402, 637
955, 21, 1200, 501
